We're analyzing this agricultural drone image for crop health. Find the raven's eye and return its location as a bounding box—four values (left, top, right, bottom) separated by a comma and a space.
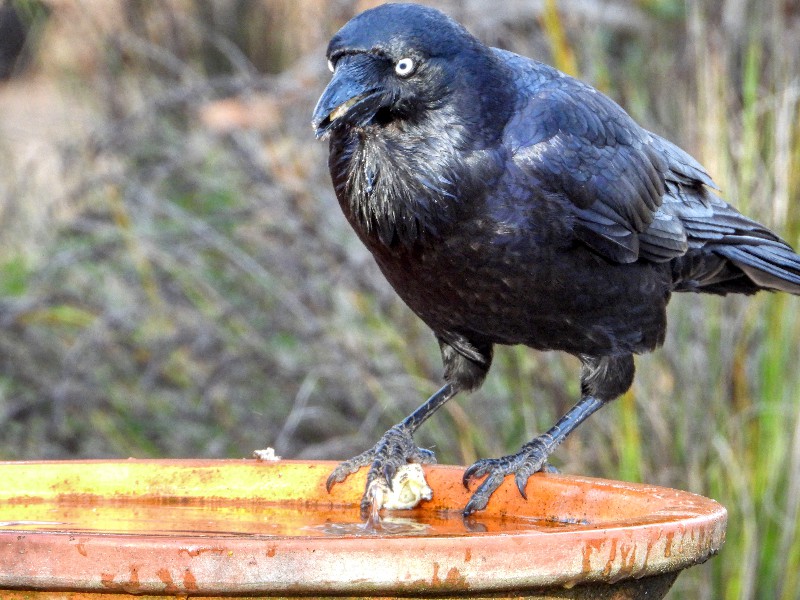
394, 57, 416, 77
327, 59, 335, 73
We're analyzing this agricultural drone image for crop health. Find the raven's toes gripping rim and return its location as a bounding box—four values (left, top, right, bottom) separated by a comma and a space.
327, 424, 437, 520
325, 449, 374, 492
461, 440, 553, 514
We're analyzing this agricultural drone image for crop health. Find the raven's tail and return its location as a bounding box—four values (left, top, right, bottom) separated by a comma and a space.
716, 242, 800, 295
714, 242, 800, 296
669, 188, 800, 295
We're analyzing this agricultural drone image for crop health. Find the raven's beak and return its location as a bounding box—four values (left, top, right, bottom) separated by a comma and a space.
312, 54, 384, 139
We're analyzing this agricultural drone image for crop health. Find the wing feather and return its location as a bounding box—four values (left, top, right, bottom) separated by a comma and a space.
496, 48, 800, 295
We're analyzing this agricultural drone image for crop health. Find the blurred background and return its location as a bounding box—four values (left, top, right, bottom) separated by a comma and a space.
0, 0, 798, 597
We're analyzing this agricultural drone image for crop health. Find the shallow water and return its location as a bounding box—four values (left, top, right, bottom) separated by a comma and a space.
0, 499, 587, 538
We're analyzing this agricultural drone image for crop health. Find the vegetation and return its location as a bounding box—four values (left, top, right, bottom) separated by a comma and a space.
0, 1, 797, 598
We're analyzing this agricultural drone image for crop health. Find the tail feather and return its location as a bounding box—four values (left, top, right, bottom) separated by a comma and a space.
716, 243, 800, 295
667, 186, 800, 295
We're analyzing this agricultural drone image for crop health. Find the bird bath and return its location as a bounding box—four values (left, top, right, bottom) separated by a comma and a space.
0, 459, 725, 599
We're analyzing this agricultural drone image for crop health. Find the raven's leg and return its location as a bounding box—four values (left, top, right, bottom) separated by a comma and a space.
326, 336, 492, 516
462, 354, 635, 516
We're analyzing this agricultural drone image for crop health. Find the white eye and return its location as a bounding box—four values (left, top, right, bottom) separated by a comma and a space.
327, 59, 335, 73
394, 57, 415, 77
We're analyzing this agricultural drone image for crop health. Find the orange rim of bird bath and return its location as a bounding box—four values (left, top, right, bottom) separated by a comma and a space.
0, 459, 726, 597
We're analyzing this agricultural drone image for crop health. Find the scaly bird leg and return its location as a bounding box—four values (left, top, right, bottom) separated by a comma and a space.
326, 383, 458, 516
462, 395, 605, 516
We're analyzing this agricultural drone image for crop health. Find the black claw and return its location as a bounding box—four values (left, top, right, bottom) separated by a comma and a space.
462, 463, 482, 489
462, 496, 483, 517
325, 464, 353, 493
463, 459, 499, 490
515, 474, 528, 499
382, 462, 397, 491
359, 496, 372, 520
325, 473, 337, 492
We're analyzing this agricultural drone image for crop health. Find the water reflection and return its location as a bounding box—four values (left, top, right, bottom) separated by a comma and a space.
0, 499, 587, 538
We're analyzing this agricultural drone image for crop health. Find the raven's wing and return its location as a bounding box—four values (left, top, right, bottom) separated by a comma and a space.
498, 50, 800, 293
501, 55, 712, 264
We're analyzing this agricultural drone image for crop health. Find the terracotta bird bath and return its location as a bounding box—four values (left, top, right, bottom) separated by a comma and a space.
0, 459, 725, 599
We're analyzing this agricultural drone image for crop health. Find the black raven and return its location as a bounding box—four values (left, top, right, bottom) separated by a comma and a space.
311, 3, 800, 516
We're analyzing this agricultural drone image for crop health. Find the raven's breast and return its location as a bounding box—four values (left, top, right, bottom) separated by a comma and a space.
370, 216, 672, 357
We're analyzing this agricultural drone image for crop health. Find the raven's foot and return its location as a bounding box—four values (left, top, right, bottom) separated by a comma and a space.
462, 436, 555, 516
326, 425, 436, 517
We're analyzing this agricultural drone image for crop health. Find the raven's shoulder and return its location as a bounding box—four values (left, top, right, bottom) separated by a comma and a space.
493, 50, 716, 194
490, 47, 563, 89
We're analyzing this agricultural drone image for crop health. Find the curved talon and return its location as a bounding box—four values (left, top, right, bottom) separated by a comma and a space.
462, 493, 483, 516
359, 494, 374, 519
515, 472, 529, 499
381, 462, 397, 491
326, 465, 356, 492
325, 473, 338, 492
462, 497, 483, 517
461, 466, 475, 489
462, 460, 492, 489
461, 468, 475, 489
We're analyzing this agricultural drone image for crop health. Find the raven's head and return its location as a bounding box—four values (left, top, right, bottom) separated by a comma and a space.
312, 3, 506, 140
312, 4, 512, 249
